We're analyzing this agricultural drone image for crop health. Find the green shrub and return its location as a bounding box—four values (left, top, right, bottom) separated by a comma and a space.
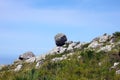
113, 31, 120, 37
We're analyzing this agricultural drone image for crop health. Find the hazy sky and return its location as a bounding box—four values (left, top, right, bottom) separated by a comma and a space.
0, 0, 120, 64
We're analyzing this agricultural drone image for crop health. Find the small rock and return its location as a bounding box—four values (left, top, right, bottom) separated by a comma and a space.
55, 33, 67, 46
14, 64, 22, 72
98, 62, 102, 66
19, 51, 35, 60
114, 62, 119, 66
77, 56, 81, 59
111, 62, 119, 69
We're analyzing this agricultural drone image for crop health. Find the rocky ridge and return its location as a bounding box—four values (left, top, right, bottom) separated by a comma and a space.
0, 32, 120, 79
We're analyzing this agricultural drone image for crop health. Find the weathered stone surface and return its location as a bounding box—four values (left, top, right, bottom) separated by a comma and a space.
69, 42, 79, 48
19, 51, 35, 60
65, 41, 73, 45
98, 45, 113, 52
110, 38, 116, 43
114, 62, 119, 67
36, 55, 45, 62
74, 43, 82, 49
14, 64, 22, 72
99, 34, 109, 43
55, 33, 67, 46
67, 42, 79, 52
67, 45, 73, 52
49, 47, 67, 55
88, 41, 103, 48
52, 56, 67, 62
25, 57, 36, 63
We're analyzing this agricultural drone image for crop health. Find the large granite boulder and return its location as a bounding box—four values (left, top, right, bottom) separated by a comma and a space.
19, 51, 35, 60
55, 33, 67, 46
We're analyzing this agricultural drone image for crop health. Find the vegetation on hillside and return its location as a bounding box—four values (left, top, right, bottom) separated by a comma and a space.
0, 32, 120, 80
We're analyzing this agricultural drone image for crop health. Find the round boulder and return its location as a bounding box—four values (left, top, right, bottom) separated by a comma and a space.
19, 51, 35, 60
55, 33, 67, 46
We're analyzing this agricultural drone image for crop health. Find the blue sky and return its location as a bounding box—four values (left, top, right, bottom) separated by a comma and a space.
0, 0, 120, 64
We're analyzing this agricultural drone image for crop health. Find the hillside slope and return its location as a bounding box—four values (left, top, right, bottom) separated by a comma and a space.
0, 32, 120, 80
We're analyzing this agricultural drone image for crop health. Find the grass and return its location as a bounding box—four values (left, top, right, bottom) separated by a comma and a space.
1, 31, 120, 80
1, 48, 120, 80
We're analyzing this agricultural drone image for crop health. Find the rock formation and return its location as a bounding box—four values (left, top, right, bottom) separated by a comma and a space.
1, 32, 120, 80
19, 51, 35, 60
54, 33, 67, 46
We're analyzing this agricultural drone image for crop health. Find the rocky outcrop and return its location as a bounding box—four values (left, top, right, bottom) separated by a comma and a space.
19, 51, 35, 60
98, 45, 114, 52
88, 41, 103, 49
67, 42, 80, 52
99, 33, 110, 43
2, 32, 120, 74
55, 33, 67, 46
25, 57, 36, 63
49, 47, 67, 55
